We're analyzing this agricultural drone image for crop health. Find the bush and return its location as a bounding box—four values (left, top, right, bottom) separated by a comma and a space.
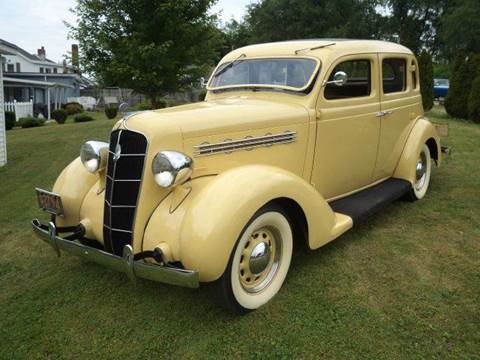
198, 89, 207, 101
64, 102, 84, 115
156, 98, 168, 109
133, 100, 152, 111
104, 106, 118, 119
51, 109, 68, 124
5, 111, 16, 130
445, 51, 470, 119
468, 56, 480, 122
418, 50, 434, 111
33, 103, 48, 118
74, 113, 94, 123
19, 117, 44, 128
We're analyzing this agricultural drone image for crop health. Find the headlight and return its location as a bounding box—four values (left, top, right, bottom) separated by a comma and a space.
80, 141, 109, 173
152, 151, 193, 188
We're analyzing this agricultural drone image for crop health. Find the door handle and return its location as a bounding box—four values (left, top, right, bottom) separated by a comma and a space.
376, 110, 394, 117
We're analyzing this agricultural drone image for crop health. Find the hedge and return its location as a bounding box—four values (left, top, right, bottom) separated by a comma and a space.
5, 111, 16, 130
19, 117, 44, 128
51, 109, 68, 124
104, 106, 118, 119
74, 113, 94, 123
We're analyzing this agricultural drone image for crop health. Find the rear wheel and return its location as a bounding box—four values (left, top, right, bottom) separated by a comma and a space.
215, 204, 293, 314
406, 144, 432, 201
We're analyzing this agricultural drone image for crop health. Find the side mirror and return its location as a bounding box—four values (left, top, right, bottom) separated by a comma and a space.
323, 71, 348, 87
118, 102, 129, 113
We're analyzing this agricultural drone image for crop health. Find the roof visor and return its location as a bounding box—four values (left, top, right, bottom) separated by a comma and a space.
207, 56, 321, 92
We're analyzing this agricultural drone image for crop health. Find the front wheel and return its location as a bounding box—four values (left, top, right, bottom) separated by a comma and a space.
406, 144, 432, 201
215, 204, 293, 314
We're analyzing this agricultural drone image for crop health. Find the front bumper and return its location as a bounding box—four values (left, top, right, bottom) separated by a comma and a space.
32, 219, 199, 288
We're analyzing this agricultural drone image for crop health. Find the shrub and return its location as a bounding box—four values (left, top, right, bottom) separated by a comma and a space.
5, 111, 16, 130
198, 89, 207, 101
51, 109, 68, 124
19, 117, 44, 128
445, 51, 470, 119
64, 102, 84, 115
468, 58, 480, 122
156, 98, 168, 109
104, 106, 118, 119
133, 100, 152, 111
418, 50, 434, 111
74, 113, 93, 123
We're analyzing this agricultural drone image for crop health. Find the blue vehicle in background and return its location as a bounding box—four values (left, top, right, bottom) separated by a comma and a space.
434, 78, 449, 101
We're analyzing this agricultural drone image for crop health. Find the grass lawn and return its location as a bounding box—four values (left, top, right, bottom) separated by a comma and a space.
0, 107, 479, 358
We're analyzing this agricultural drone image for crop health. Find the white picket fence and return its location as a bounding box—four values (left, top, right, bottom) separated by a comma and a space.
3, 100, 34, 121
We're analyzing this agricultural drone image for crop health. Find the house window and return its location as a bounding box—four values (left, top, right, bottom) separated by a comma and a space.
40, 67, 44, 73
7, 64, 14, 72
382, 58, 407, 94
16, 63, 21, 72
45, 68, 51, 74
53, 68, 57, 74
324, 59, 371, 100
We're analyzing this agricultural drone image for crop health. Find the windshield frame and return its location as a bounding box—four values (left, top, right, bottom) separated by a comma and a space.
207, 56, 321, 93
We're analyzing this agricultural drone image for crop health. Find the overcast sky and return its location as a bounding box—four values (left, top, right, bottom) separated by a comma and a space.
0, 0, 257, 64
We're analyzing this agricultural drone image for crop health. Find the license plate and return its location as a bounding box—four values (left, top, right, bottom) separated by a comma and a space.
35, 188, 64, 216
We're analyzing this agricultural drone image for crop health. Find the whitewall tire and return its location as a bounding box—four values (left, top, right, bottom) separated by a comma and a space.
216, 204, 293, 313
408, 144, 432, 201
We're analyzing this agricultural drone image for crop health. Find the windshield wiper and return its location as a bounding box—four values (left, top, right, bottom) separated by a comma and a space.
213, 53, 246, 77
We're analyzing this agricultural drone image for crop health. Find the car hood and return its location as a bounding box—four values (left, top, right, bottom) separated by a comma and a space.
119, 97, 309, 139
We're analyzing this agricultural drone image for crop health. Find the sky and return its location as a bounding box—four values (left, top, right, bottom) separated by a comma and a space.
0, 0, 256, 64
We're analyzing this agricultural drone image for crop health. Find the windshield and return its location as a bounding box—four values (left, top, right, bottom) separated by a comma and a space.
208, 58, 319, 92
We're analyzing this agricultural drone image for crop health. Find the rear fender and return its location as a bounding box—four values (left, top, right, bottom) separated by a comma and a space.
393, 118, 441, 184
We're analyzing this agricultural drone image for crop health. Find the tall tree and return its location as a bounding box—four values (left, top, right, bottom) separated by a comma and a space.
243, 0, 383, 44
68, 0, 221, 107
418, 50, 433, 111
437, 0, 480, 59
444, 51, 469, 118
381, 0, 446, 54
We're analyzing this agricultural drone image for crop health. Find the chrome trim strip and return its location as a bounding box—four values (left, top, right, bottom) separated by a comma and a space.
103, 225, 133, 234
32, 219, 199, 288
106, 175, 142, 182
194, 130, 297, 156
108, 151, 146, 157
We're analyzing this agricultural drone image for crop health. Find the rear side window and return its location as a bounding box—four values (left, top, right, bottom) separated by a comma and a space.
324, 60, 371, 100
382, 58, 406, 93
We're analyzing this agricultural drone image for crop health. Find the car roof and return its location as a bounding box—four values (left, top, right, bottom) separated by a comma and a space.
222, 39, 413, 62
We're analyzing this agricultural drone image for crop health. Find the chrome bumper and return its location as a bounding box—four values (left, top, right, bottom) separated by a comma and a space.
31, 219, 199, 288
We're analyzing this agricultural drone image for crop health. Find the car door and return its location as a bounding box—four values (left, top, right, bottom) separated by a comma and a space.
312, 54, 381, 200
372, 54, 420, 180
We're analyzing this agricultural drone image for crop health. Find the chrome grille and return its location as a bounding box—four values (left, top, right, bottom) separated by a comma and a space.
103, 130, 147, 256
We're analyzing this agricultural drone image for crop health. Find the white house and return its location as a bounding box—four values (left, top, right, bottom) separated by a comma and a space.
0, 39, 93, 118
0, 55, 6, 167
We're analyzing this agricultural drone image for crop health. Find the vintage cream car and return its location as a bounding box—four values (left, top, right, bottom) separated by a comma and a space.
33, 39, 441, 313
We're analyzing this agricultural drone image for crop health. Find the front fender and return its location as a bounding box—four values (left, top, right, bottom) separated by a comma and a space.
177, 165, 337, 282
52, 157, 98, 227
393, 118, 441, 184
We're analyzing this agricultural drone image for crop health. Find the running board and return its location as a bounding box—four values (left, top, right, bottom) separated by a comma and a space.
330, 178, 411, 224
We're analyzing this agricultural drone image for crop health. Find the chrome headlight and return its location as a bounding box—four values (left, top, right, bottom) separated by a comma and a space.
80, 141, 109, 173
152, 151, 193, 188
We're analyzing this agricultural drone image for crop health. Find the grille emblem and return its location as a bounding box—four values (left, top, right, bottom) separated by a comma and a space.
113, 144, 122, 162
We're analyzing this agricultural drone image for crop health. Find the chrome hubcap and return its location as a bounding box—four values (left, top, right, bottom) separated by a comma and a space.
249, 242, 271, 275
238, 227, 281, 293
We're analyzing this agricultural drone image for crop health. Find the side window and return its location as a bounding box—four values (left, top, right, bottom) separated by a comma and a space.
411, 60, 418, 90
382, 58, 406, 94
324, 59, 371, 100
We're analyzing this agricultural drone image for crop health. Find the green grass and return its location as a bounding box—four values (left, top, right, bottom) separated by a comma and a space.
1, 107, 479, 359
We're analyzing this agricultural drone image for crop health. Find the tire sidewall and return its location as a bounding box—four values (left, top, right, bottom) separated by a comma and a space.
413, 144, 432, 200
219, 205, 293, 313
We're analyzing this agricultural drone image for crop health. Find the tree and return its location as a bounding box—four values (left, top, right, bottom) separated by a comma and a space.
418, 50, 433, 111
243, 0, 383, 44
467, 54, 480, 122
437, 0, 480, 59
444, 51, 469, 118
68, 0, 221, 107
